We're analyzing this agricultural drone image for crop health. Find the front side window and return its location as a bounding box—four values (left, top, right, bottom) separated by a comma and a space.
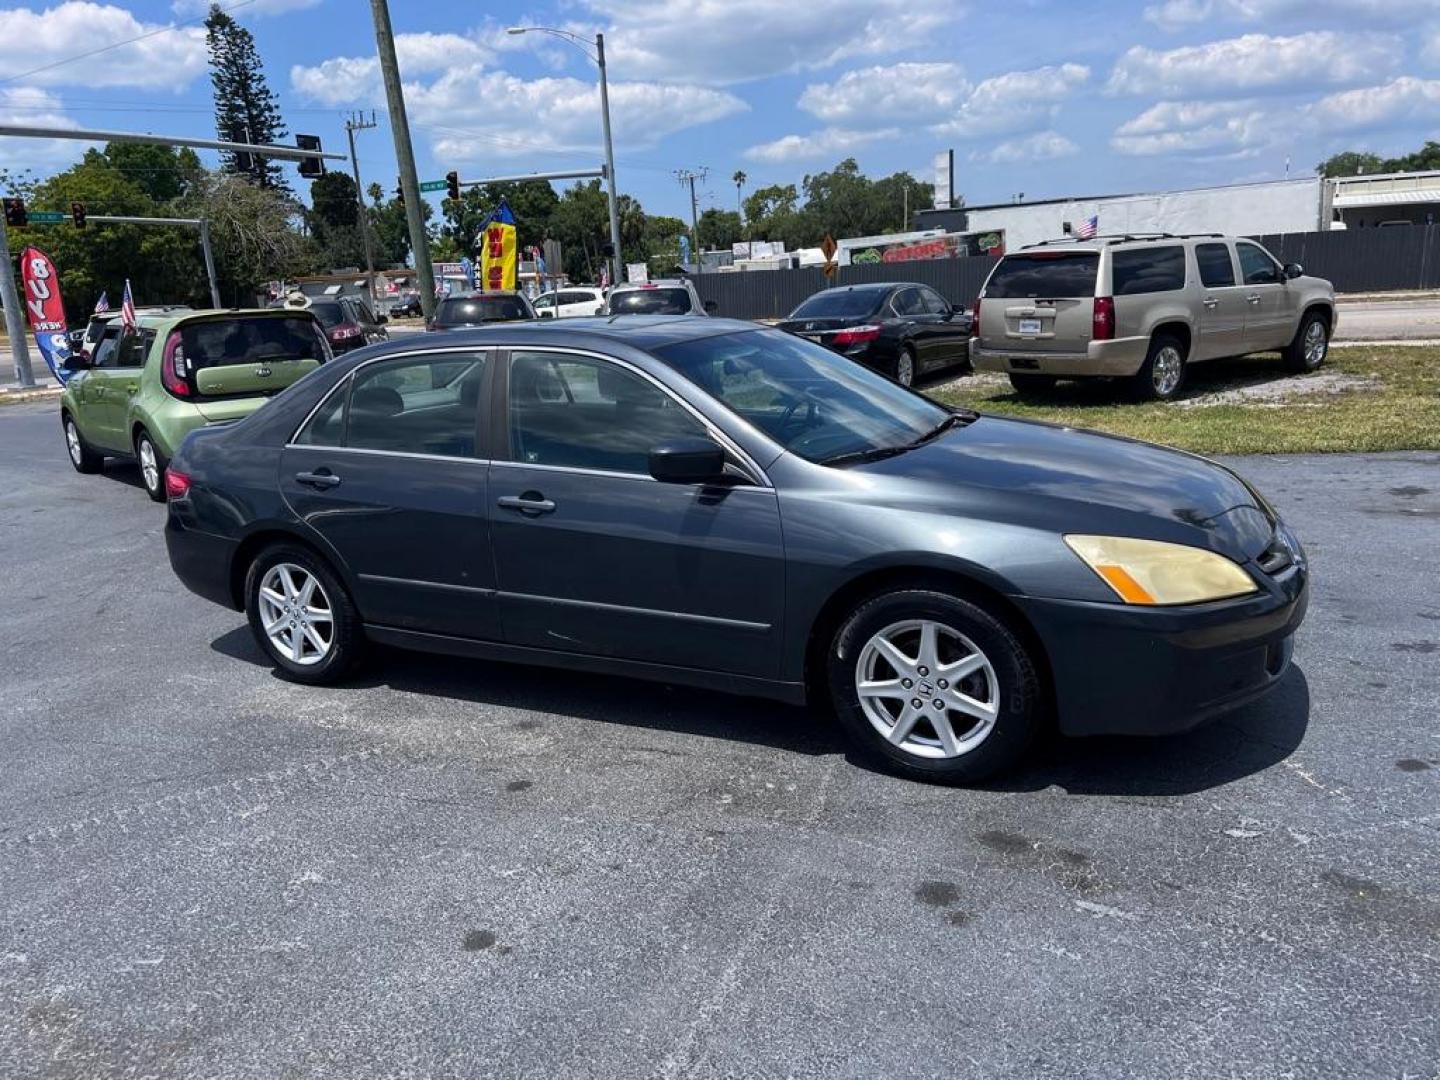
1196, 243, 1237, 288
1111, 246, 1186, 295
533, 294, 555, 311
920, 288, 951, 315
1237, 243, 1281, 285
653, 329, 948, 465
92, 329, 124, 368
298, 352, 486, 458
115, 329, 154, 368
508, 351, 706, 474
891, 288, 925, 317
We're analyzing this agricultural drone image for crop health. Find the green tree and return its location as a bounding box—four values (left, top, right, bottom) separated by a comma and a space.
184, 171, 315, 302
306, 171, 365, 269
440, 179, 559, 256
697, 208, 742, 250
205, 3, 289, 191
550, 179, 611, 281
100, 143, 203, 203
1317, 150, 1386, 178
1390, 141, 1440, 173
367, 181, 429, 268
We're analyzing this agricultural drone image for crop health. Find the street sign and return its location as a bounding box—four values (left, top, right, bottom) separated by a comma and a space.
27, 211, 65, 224
822, 261, 838, 280
419, 180, 448, 193
820, 233, 838, 262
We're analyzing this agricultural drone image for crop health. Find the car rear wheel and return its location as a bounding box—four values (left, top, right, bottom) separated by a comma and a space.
244, 544, 363, 685
63, 414, 102, 473
1131, 335, 1187, 402
134, 429, 167, 502
1008, 373, 1057, 396
1284, 311, 1329, 373
895, 346, 916, 387
827, 589, 1043, 784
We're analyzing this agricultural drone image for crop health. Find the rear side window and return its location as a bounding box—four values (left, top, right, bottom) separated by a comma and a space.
436, 296, 531, 325
1196, 243, 1236, 288
1111, 246, 1186, 295
984, 253, 1099, 299
608, 288, 691, 315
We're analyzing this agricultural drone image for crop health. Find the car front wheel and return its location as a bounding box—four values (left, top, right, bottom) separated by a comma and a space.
244, 544, 363, 685
134, 429, 167, 502
1284, 311, 1329, 373
827, 589, 1043, 784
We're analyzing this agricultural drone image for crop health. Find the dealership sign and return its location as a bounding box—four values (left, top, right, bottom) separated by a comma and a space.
849, 231, 1006, 265
19, 246, 72, 385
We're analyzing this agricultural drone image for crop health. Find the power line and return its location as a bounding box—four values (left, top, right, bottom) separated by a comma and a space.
0, 0, 258, 87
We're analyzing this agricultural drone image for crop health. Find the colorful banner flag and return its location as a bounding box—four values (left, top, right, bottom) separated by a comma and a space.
19, 246, 72, 386
476, 200, 517, 292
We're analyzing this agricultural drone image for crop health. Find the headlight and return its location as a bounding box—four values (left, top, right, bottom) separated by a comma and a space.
1064, 535, 1258, 606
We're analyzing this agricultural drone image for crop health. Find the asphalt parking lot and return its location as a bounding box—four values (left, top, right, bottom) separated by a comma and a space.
1, 399, 1437, 1079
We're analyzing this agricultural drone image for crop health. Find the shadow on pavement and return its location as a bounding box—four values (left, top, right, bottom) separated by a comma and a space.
211, 626, 1310, 793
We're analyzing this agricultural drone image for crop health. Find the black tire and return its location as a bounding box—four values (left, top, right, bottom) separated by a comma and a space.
1130, 334, 1187, 402
62, 413, 102, 473
826, 588, 1043, 785
1008, 373, 1057, 396
895, 345, 916, 387
134, 429, 167, 502
244, 543, 364, 685
1283, 310, 1329, 373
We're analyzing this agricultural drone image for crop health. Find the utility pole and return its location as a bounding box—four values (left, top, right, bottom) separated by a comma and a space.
369, 0, 436, 318
595, 33, 623, 289
676, 168, 707, 273
345, 111, 379, 302
0, 211, 35, 387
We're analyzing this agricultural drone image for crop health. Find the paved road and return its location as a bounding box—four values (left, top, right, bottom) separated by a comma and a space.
1335, 297, 1440, 341
1, 401, 1437, 1079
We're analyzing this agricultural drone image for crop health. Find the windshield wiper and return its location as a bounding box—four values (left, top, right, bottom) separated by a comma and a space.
819, 410, 976, 469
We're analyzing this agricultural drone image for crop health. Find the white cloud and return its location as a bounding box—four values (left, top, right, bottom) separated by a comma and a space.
797, 63, 969, 124
292, 51, 748, 161
1310, 76, 1440, 132
1144, 0, 1440, 31
0, 87, 94, 166
1111, 100, 1277, 156
583, 0, 960, 85
1423, 28, 1440, 67
0, 2, 206, 90
742, 126, 900, 163
931, 63, 1090, 139
972, 131, 1080, 164
1108, 32, 1400, 97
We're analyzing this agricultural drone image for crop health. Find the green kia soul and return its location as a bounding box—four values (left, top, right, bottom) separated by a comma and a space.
60, 309, 332, 501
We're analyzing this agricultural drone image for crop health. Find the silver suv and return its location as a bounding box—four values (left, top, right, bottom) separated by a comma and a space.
970, 234, 1336, 400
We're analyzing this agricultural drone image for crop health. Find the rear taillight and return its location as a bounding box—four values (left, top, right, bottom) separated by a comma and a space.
1092, 296, 1115, 341
328, 324, 362, 342
164, 468, 191, 500
832, 324, 882, 346
160, 330, 190, 397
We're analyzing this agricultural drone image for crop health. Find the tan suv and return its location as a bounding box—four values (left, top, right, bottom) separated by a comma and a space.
970, 234, 1336, 400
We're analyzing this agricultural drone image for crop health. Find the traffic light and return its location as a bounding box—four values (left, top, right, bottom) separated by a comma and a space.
296, 134, 324, 179
600, 242, 615, 258
226, 123, 253, 174
71, 201, 86, 230
3, 197, 26, 228
395, 178, 405, 207
446, 171, 460, 201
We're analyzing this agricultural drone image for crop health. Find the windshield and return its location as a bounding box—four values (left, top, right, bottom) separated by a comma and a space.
609, 288, 691, 315
305, 302, 347, 328
653, 328, 949, 464
436, 296, 530, 324
789, 289, 885, 319
985, 252, 1099, 298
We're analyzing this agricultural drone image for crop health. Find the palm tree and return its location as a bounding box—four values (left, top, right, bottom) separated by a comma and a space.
732, 170, 747, 221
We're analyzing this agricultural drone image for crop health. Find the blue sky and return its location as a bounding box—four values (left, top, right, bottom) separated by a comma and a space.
2, 0, 1439, 222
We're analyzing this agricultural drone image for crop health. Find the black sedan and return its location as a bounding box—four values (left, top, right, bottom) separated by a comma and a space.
775, 282, 972, 386
164, 317, 1307, 784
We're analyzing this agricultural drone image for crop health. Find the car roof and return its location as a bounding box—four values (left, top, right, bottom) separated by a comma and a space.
611, 279, 691, 290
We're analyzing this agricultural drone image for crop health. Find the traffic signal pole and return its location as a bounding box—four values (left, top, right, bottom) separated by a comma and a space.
0, 210, 36, 387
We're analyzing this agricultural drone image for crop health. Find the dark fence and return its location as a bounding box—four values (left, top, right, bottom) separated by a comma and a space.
691, 225, 1440, 321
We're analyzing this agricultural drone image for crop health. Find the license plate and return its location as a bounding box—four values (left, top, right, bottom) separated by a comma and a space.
1018, 318, 1042, 335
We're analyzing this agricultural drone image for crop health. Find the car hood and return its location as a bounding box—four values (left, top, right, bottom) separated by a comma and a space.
855, 414, 1274, 560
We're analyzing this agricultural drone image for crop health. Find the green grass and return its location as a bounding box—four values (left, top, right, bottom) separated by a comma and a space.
928, 346, 1440, 455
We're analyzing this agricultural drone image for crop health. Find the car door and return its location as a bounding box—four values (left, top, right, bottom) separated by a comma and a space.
280, 348, 501, 641
1193, 242, 1246, 360
889, 288, 936, 368
489, 347, 785, 678
918, 286, 968, 370
1236, 241, 1288, 350
349, 297, 387, 343
81, 326, 139, 452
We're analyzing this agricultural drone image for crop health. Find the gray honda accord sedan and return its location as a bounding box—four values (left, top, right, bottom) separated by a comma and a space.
164, 317, 1308, 783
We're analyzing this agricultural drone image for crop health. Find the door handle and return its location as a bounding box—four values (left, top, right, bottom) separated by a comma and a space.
498, 493, 556, 515
295, 470, 341, 490
124, 382, 138, 392
93, 386, 105, 397
1246, 294, 1261, 304
1202, 298, 1219, 309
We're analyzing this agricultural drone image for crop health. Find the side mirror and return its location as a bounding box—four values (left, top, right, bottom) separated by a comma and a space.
64, 351, 91, 370
538, 310, 554, 319
649, 436, 726, 484
1283, 263, 1303, 280
702, 300, 719, 315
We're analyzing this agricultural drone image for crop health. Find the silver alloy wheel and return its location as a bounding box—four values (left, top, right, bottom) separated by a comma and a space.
258, 563, 334, 667
138, 436, 160, 493
854, 618, 1000, 760
65, 420, 82, 465
1152, 346, 1183, 397
897, 350, 915, 386
1303, 320, 1327, 367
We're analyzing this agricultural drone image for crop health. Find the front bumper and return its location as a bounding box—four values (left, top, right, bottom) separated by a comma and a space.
1012, 560, 1308, 737
971, 336, 1149, 378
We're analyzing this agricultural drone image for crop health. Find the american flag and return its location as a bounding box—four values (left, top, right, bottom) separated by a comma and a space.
1075, 215, 1099, 240
93, 291, 109, 315
121, 280, 137, 331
